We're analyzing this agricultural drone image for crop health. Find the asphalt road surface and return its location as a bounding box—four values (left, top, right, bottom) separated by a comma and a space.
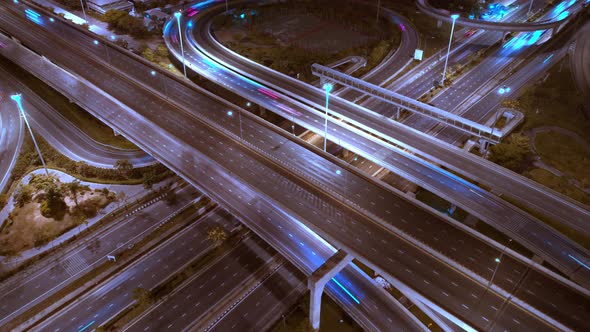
0, 4, 587, 330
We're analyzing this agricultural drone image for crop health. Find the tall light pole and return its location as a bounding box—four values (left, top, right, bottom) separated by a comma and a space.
441, 14, 459, 86
11, 94, 49, 176
376, 0, 381, 24
174, 12, 187, 79
79, 0, 87, 22
477, 238, 512, 309
527, 0, 534, 18
225, 0, 229, 13
322, 82, 333, 152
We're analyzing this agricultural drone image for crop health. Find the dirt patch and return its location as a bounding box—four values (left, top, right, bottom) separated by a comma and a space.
0, 177, 114, 256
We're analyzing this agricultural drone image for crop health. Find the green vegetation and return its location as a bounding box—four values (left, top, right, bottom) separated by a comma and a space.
214, 0, 399, 83
103, 10, 151, 38
206, 226, 228, 246
517, 61, 590, 139
534, 132, 590, 188
10, 134, 171, 188
0, 56, 136, 150
272, 293, 362, 332
495, 60, 590, 207
0, 174, 115, 256
54, 0, 84, 10
524, 168, 590, 206
436, 0, 491, 17
489, 133, 531, 172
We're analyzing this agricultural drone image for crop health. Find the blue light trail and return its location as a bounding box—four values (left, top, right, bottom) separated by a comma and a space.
332, 278, 361, 304
568, 254, 590, 270
78, 320, 95, 332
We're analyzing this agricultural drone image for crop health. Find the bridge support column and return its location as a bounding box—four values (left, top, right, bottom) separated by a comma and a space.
437, 19, 442, 28
308, 249, 353, 331
479, 138, 490, 155
394, 107, 401, 120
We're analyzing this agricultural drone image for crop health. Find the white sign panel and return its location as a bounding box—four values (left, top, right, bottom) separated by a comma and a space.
414, 49, 424, 61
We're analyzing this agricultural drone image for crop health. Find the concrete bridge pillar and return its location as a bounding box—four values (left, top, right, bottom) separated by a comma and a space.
479, 138, 490, 155
308, 250, 353, 331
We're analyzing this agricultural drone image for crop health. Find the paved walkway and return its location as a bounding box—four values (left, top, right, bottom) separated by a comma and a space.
0, 168, 169, 263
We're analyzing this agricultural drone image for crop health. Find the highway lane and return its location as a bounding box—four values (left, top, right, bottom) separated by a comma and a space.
190, 0, 590, 238
0, 185, 201, 328
0, 6, 426, 331
0, 76, 23, 193
335, 0, 419, 101
416, 0, 583, 31
35, 207, 234, 332
124, 234, 281, 332
187, 1, 590, 281
184, 4, 590, 283
207, 263, 306, 332
171, 21, 590, 328
434, 30, 575, 145
570, 19, 590, 103
397, 1, 573, 137
1, 4, 585, 330
0, 64, 155, 168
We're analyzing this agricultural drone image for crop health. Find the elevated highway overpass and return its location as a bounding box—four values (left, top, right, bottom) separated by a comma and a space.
1, 1, 589, 330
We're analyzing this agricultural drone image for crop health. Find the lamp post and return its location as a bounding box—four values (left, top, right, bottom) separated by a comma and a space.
225, 0, 229, 13
11, 94, 49, 176
174, 12, 187, 79
528, 0, 534, 18
376, 0, 381, 24
322, 82, 333, 152
79, 0, 87, 22
477, 238, 512, 309
441, 14, 459, 86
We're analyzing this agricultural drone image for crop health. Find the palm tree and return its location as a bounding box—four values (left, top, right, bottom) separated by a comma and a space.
67, 180, 82, 208
207, 226, 227, 246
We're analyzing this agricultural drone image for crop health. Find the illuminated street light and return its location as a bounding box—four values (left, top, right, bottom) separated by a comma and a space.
150, 70, 156, 76
498, 85, 511, 95
11, 94, 49, 176
322, 82, 333, 152
441, 14, 460, 86
174, 12, 188, 78
93, 40, 99, 45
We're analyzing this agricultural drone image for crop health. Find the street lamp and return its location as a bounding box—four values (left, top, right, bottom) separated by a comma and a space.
11, 94, 49, 176
79, 0, 88, 22
174, 11, 187, 79
322, 82, 333, 152
441, 14, 459, 86
225, 0, 229, 13
477, 239, 512, 308
228, 110, 243, 139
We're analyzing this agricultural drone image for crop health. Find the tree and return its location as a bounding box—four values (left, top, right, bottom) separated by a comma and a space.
207, 226, 227, 246
14, 184, 34, 207
155, 44, 169, 58
489, 133, 531, 172
142, 169, 158, 190
115, 159, 133, 178
66, 180, 82, 208
142, 47, 155, 62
